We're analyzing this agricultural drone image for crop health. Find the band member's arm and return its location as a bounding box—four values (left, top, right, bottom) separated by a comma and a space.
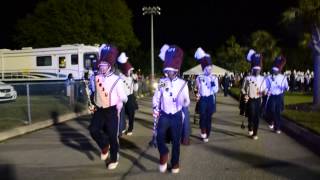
152, 80, 162, 118
133, 79, 139, 92
182, 83, 190, 107
241, 77, 248, 95
282, 76, 290, 92
241, 77, 249, 102
117, 80, 128, 103
88, 75, 96, 106
89, 75, 96, 95
195, 76, 201, 100
265, 76, 272, 95
212, 76, 219, 94
261, 77, 268, 95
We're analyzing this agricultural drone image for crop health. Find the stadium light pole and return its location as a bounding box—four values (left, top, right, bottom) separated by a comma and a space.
142, 6, 161, 87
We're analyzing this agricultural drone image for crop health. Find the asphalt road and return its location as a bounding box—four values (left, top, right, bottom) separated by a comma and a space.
1, 93, 320, 180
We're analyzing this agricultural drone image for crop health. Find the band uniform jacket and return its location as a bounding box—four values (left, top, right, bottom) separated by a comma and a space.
90, 72, 128, 109
241, 75, 267, 99
120, 73, 138, 96
153, 77, 190, 114
196, 74, 219, 97
265, 74, 289, 96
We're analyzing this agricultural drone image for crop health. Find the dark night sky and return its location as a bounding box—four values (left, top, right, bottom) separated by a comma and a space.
128, 0, 299, 51
0, 0, 298, 51
0, 0, 41, 48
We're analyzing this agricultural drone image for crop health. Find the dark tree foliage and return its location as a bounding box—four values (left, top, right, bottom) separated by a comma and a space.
216, 36, 250, 73
13, 0, 140, 50
249, 30, 281, 72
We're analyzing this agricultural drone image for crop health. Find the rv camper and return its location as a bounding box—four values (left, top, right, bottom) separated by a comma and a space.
0, 44, 99, 82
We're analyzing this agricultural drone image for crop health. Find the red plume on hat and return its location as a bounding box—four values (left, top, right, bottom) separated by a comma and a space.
246, 49, 263, 70
117, 52, 133, 75
194, 47, 212, 70
159, 44, 184, 71
272, 55, 286, 72
98, 44, 119, 66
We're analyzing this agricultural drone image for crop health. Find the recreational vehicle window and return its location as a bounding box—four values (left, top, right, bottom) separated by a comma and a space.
59, 57, 66, 68
71, 54, 78, 65
36, 56, 52, 66
83, 53, 98, 71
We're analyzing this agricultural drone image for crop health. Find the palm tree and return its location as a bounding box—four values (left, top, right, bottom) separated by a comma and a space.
282, 0, 320, 107
250, 30, 281, 71
216, 36, 249, 73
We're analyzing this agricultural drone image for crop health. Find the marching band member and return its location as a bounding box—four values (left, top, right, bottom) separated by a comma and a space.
117, 52, 138, 136
266, 55, 289, 134
153, 44, 190, 173
241, 49, 267, 140
194, 47, 219, 143
88, 44, 127, 170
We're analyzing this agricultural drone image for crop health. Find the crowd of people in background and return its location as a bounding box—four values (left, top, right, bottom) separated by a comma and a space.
132, 70, 152, 98
286, 70, 314, 92
240, 69, 314, 92
92, 63, 314, 98
185, 69, 314, 94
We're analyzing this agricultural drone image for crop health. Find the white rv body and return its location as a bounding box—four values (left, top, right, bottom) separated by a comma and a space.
0, 44, 99, 82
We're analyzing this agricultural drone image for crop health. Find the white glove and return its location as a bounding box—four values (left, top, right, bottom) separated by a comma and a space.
267, 91, 272, 96
244, 95, 249, 103
196, 94, 200, 101
153, 110, 160, 119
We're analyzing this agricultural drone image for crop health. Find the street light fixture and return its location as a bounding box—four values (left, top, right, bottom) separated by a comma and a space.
142, 6, 161, 87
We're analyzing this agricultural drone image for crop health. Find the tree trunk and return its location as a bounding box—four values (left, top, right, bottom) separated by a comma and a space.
311, 25, 320, 107
313, 54, 320, 107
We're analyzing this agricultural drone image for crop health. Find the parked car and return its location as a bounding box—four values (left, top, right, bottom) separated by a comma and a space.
0, 81, 17, 102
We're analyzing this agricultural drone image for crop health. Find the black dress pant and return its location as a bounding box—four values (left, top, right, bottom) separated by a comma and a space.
247, 98, 261, 136
89, 105, 119, 161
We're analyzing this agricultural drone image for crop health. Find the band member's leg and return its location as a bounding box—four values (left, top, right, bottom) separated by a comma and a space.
199, 98, 208, 135
156, 114, 170, 157
206, 97, 214, 138
247, 100, 254, 132
266, 98, 274, 127
274, 95, 282, 132
125, 94, 136, 133
119, 106, 126, 135
269, 96, 278, 130
126, 107, 135, 133
89, 108, 109, 150
170, 112, 182, 167
105, 106, 119, 162
206, 114, 213, 137
181, 107, 190, 144
252, 99, 261, 136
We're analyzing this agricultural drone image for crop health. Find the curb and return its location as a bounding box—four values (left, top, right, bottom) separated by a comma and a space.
0, 110, 89, 142
282, 117, 320, 156
228, 90, 320, 156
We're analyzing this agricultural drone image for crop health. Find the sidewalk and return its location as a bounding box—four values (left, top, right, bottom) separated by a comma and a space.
0, 110, 88, 142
